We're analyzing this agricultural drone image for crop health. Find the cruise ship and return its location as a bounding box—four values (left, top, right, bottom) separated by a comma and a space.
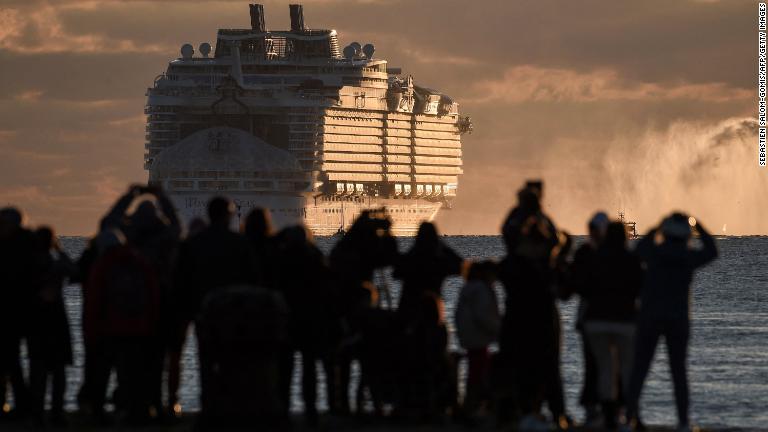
145, 4, 472, 235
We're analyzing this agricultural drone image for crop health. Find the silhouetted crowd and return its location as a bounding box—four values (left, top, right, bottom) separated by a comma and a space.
0, 182, 718, 431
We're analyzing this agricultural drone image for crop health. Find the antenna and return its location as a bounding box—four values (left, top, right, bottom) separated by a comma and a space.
180, 43, 194, 59
199, 42, 212, 58
362, 43, 375, 59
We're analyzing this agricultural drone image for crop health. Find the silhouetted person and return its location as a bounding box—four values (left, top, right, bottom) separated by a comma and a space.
327, 210, 398, 415
195, 283, 289, 430
85, 232, 162, 423
394, 222, 464, 316
579, 222, 643, 429
271, 225, 333, 425
99, 185, 181, 419
627, 213, 718, 432
187, 217, 207, 238
0, 207, 35, 418
75, 228, 125, 423
173, 197, 262, 424
393, 287, 450, 422
243, 207, 276, 289
393, 222, 463, 421
175, 197, 256, 319
562, 212, 609, 425
28, 227, 76, 427
455, 260, 500, 422
497, 185, 570, 430
502, 180, 556, 253
167, 218, 206, 418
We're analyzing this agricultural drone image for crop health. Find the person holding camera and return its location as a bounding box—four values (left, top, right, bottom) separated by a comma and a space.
328, 210, 399, 415
626, 213, 718, 432
497, 182, 571, 431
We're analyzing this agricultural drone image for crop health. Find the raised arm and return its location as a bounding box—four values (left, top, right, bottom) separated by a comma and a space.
634, 226, 658, 261
99, 185, 140, 230
690, 220, 718, 268
151, 187, 181, 236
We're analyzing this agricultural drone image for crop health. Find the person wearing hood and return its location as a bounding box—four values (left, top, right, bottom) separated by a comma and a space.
580, 222, 643, 429
454, 260, 500, 422
562, 211, 609, 426
626, 213, 718, 432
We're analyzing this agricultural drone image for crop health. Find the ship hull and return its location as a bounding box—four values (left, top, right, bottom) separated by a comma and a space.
170, 192, 442, 236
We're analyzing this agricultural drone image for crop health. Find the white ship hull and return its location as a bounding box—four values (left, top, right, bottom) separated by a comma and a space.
144, 5, 470, 236
170, 192, 442, 236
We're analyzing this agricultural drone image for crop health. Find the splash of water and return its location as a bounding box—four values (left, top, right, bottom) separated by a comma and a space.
603, 117, 766, 235
439, 117, 766, 235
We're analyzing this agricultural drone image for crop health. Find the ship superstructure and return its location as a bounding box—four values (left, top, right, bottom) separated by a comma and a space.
146, 4, 471, 235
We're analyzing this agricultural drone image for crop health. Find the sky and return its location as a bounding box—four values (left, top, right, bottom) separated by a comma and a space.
0, 0, 764, 235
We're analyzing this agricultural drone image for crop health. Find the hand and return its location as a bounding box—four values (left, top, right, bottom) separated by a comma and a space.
143, 184, 160, 196
692, 218, 709, 235
128, 184, 144, 197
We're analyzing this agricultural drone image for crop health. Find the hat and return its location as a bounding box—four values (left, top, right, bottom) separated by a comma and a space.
588, 211, 609, 232
660, 213, 692, 240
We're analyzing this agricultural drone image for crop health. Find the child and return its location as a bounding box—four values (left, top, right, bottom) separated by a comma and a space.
28, 227, 76, 426
454, 260, 500, 419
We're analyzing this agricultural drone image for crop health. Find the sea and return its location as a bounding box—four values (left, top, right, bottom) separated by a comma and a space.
45, 235, 768, 429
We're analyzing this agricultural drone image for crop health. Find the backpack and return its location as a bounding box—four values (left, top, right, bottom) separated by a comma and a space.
85, 245, 160, 340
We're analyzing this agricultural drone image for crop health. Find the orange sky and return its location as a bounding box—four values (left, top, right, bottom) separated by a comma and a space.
0, 0, 764, 235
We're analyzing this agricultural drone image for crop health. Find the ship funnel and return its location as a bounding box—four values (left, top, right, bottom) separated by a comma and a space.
249, 4, 265, 32
289, 4, 305, 32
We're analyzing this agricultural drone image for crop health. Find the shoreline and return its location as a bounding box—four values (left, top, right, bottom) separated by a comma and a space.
0, 413, 762, 432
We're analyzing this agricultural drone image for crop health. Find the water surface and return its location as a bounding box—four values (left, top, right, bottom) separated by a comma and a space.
55, 236, 767, 429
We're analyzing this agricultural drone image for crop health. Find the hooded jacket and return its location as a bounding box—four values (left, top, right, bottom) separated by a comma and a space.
634, 226, 718, 321
455, 280, 500, 350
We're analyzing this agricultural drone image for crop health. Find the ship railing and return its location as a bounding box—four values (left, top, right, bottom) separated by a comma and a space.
146, 124, 178, 132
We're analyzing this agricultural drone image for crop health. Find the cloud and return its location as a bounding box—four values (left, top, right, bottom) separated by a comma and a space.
0, 0, 761, 234
469, 66, 752, 105
14, 89, 45, 102
0, 129, 17, 142
0, 3, 167, 54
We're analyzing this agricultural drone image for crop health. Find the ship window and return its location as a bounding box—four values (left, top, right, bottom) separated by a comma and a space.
169, 181, 193, 190
244, 181, 272, 189
198, 180, 239, 191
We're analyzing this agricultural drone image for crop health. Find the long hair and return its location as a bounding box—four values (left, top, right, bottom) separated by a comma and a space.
412, 222, 440, 254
